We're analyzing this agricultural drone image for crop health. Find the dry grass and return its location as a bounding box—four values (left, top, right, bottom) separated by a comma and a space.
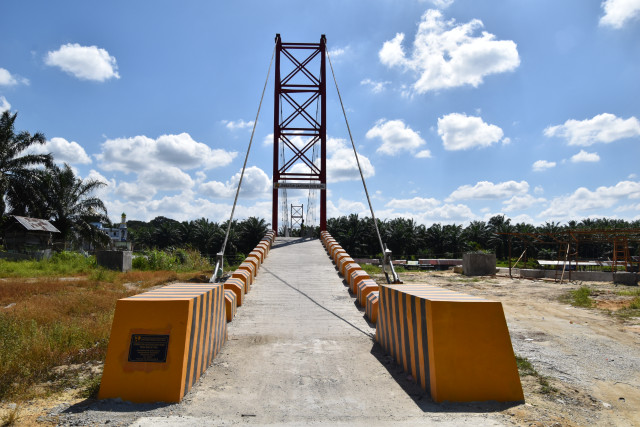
0, 270, 207, 401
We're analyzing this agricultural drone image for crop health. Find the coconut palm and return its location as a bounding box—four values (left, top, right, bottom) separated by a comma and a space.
0, 111, 53, 217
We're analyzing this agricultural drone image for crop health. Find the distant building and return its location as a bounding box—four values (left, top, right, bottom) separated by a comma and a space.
2, 216, 60, 258
92, 213, 131, 250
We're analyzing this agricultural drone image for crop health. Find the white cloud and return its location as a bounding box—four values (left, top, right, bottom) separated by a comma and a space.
437, 113, 504, 150
544, 113, 640, 146
222, 119, 254, 130
415, 149, 432, 158
502, 194, 546, 212
326, 138, 375, 182
0, 96, 10, 113
115, 181, 156, 202
0, 68, 29, 86
447, 180, 529, 201
570, 150, 600, 163
139, 166, 194, 191
263, 133, 274, 146
379, 9, 520, 93
427, 0, 454, 8
199, 166, 271, 199
97, 133, 237, 173
29, 137, 92, 164
534, 186, 544, 195
366, 119, 426, 155
360, 78, 391, 93
540, 181, 640, 219
532, 160, 556, 171
385, 197, 440, 211
45, 43, 120, 81
600, 0, 640, 28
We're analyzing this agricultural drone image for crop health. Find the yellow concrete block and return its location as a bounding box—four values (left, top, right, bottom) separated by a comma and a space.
224, 289, 236, 322
231, 270, 252, 292
366, 291, 379, 323
244, 257, 259, 275
334, 251, 348, 266
348, 268, 369, 293
344, 263, 361, 286
357, 279, 378, 307
98, 283, 226, 403
248, 250, 263, 265
376, 284, 523, 402
339, 257, 355, 277
238, 262, 256, 280
332, 246, 345, 261
224, 279, 244, 306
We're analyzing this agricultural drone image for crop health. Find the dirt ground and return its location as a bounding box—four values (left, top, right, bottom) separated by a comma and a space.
398, 270, 640, 427
2, 269, 639, 426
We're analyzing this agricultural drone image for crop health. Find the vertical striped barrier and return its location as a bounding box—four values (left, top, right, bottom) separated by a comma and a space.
357, 279, 379, 307
366, 291, 379, 323
98, 283, 226, 403
224, 289, 237, 322
349, 268, 370, 294
231, 269, 252, 292
224, 278, 245, 306
376, 284, 523, 402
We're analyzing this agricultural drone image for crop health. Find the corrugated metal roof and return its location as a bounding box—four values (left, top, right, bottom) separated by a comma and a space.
12, 216, 60, 233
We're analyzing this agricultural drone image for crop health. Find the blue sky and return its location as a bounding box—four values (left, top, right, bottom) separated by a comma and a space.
2, 0, 640, 227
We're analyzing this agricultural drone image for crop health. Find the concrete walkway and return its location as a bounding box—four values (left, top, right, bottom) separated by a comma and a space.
133, 238, 508, 426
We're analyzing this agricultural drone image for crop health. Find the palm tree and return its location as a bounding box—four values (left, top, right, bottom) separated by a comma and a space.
37, 164, 109, 249
0, 111, 53, 217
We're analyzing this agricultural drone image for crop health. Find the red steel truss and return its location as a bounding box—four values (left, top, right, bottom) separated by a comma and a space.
272, 34, 327, 234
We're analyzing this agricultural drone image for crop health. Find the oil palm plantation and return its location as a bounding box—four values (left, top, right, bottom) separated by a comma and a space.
0, 111, 53, 217
37, 163, 110, 249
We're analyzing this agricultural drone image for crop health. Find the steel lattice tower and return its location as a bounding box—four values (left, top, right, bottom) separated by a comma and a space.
272, 34, 327, 234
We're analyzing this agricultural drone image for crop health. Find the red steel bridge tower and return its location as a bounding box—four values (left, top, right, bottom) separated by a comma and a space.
272, 34, 327, 234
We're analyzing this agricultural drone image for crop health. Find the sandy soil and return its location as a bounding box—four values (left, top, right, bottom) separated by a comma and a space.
2, 269, 639, 426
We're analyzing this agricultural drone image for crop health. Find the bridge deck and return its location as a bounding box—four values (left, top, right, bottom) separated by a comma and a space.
134, 237, 506, 425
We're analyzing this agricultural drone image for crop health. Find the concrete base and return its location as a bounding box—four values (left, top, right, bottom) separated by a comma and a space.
96, 250, 132, 272
463, 253, 496, 276
614, 272, 639, 286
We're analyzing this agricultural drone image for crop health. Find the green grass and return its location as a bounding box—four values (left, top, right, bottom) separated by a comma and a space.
360, 264, 382, 275
0, 251, 95, 277
617, 288, 640, 297
516, 355, 557, 395
561, 285, 594, 308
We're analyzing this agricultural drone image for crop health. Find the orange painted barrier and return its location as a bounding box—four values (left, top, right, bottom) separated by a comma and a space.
366, 291, 379, 323
357, 279, 379, 307
343, 263, 361, 287
224, 289, 236, 322
98, 283, 226, 403
332, 247, 346, 261
244, 257, 259, 275
339, 257, 356, 277
224, 278, 244, 306
248, 250, 263, 265
334, 251, 349, 267
238, 262, 256, 280
257, 242, 269, 254
254, 246, 267, 262
376, 284, 523, 402
231, 270, 252, 292
349, 269, 369, 293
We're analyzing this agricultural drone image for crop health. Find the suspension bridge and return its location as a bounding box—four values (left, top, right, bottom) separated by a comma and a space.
95, 35, 523, 423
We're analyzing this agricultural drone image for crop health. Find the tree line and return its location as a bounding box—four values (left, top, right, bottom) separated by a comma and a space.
0, 111, 109, 248
327, 214, 640, 261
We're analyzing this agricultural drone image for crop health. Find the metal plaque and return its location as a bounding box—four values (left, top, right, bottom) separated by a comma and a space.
128, 334, 170, 363
274, 182, 326, 190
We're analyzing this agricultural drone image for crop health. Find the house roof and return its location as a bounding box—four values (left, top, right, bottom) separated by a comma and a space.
12, 216, 60, 233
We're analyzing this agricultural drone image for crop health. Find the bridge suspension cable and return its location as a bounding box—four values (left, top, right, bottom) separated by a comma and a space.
211, 44, 276, 282
326, 47, 401, 284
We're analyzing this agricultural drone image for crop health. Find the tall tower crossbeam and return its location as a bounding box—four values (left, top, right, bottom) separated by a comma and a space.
272, 34, 327, 235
